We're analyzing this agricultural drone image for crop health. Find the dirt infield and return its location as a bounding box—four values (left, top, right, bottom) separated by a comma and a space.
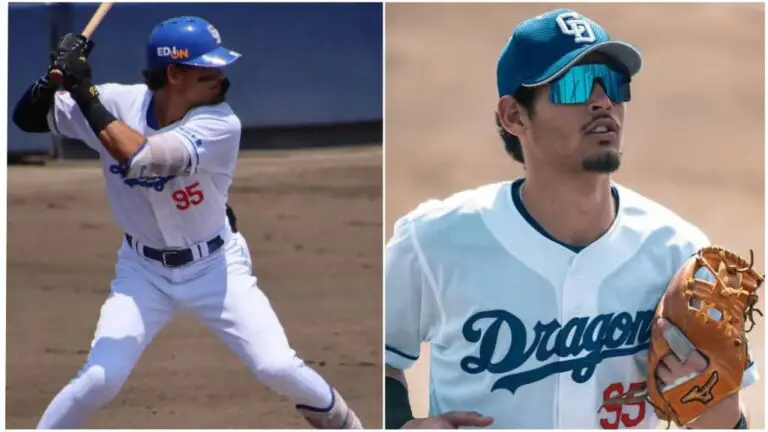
385, 3, 764, 427
7, 146, 382, 428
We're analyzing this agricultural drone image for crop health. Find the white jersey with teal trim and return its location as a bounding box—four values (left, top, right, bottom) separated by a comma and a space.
47, 83, 241, 248
385, 179, 758, 429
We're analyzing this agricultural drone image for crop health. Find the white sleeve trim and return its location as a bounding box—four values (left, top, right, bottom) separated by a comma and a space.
385, 351, 419, 371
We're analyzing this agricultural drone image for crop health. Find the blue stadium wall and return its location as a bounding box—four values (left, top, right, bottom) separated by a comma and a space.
8, 2, 383, 155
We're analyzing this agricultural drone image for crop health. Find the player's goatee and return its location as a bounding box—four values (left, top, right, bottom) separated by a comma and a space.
583, 151, 622, 173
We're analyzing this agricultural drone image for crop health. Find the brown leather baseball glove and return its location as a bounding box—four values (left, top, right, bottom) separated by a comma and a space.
601, 245, 764, 428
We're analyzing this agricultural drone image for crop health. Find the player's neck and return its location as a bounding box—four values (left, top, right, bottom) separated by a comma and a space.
152, 90, 190, 128
520, 168, 616, 248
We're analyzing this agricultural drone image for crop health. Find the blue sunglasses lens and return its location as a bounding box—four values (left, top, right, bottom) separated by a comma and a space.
549, 64, 631, 105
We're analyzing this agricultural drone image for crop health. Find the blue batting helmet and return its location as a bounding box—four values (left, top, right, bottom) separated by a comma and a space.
147, 16, 242, 69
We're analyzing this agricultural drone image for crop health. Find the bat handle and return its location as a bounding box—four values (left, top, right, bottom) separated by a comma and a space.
48, 68, 64, 86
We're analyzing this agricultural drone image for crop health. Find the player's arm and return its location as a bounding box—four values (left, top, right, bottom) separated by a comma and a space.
384, 213, 429, 429
385, 365, 415, 428
166, 113, 241, 175
12, 33, 92, 134
91, 116, 146, 164
13, 33, 137, 162
387, 363, 493, 430
12, 75, 58, 133
120, 113, 239, 180
50, 33, 145, 164
384, 213, 494, 429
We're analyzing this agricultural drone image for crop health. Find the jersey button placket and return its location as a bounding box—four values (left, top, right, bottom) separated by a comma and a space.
558, 254, 597, 428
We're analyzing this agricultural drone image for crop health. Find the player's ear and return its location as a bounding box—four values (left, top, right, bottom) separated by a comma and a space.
497, 95, 527, 138
166, 65, 184, 87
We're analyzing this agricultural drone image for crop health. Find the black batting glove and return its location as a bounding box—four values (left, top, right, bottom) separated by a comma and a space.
53, 49, 100, 105
47, 33, 95, 92
49, 33, 94, 65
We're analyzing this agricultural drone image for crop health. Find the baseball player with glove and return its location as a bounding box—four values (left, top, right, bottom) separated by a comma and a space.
12, 16, 362, 429
385, 8, 762, 429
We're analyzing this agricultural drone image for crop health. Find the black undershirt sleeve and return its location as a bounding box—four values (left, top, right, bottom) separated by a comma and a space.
13, 77, 57, 133
386, 376, 415, 429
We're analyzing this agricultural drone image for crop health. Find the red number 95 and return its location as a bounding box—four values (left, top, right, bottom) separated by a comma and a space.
172, 182, 205, 211
600, 382, 646, 429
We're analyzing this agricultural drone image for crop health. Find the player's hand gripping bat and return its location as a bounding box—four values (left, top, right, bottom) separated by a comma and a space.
49, 2, 114, 84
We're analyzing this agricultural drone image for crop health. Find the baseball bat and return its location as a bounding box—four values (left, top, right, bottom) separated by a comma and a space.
49, 2, 115, 84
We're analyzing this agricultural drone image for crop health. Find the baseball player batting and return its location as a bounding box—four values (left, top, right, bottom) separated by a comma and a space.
384, 8, 759, 429
12, 15, 362, 429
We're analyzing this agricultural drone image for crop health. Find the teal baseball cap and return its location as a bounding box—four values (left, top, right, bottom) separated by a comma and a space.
496, 8, 643, 97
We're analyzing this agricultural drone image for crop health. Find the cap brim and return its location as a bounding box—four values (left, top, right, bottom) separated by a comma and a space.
184, 46, 242, 67
523, 41, 642, 87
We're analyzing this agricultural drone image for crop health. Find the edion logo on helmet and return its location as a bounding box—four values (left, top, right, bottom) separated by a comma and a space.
157, 46, 190, 60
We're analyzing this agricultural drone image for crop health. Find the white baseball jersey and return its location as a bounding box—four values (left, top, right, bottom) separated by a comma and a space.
385, 178, 758, 429
47, 83, 240, 248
